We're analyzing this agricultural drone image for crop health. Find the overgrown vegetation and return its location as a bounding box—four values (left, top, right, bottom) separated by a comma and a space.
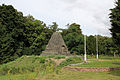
0, 56, 46, 75
109, 0, 120, 47
0, 56, 82, 75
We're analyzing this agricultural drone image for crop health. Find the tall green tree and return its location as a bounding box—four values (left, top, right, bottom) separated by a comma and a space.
0, 4, 53, 64
0, 4, 27, 63
50, 22, 58, 32
62, 23, 83, 54
87, 35, 96, 54
23, 16, 53, 55
109, 0, 120, 47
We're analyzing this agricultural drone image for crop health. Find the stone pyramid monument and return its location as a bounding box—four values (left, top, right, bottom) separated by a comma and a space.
41, 32, 70, 56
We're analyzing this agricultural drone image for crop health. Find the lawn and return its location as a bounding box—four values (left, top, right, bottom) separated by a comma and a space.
41, 70, 120, 80
0, 72, 37, 80
72, 56, 120, 67
72, 61, 120, 67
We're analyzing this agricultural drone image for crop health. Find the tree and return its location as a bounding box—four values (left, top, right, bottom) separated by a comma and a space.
0, 4, 27, 63
21, 15, 54, 55
50, 22, 58, 32
109, 0, 120, 47
62, 23, 83, 54
0, 4, 53, 64
87, 35, 96, 55
67, 23, 82, 34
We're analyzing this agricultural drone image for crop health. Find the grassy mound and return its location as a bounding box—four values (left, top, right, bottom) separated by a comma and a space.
0, 56, 47, 75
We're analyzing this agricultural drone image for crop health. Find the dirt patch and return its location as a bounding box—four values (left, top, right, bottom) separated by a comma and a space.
98, 60, 114, 62
50, 58, 66, 65
63, 66, 120, 72
46, 58, 66, 65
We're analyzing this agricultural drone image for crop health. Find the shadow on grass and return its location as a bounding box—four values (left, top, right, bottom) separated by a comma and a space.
108, 70, 120, 76
112, 62, 120, 65
109, 62, 120, 77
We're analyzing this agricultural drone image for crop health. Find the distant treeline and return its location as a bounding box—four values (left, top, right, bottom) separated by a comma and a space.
0, 4, 119, 64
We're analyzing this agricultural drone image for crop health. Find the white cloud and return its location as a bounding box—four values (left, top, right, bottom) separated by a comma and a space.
0, 0, 115, 36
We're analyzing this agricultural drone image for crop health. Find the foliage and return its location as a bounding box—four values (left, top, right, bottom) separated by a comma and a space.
87, 35, 96, 54
0, 4, 27, 64
109, 0, 120, 47
98, 35, 119, 55
0, 4, 54, 64
62, 23, 84, 54
45, 59, 56, 74
62, 25, 118, 55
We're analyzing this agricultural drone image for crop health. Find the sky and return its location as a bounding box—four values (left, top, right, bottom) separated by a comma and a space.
0, 0, 115, 36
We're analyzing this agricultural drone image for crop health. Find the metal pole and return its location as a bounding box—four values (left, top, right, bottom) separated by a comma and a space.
96, 35, 98, 59
84, 35, 87, 62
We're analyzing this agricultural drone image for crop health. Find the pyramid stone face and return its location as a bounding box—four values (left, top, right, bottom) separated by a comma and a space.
41, 32, 70, 56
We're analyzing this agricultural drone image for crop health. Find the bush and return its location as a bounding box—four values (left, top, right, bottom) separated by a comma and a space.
34, 56, 46, 63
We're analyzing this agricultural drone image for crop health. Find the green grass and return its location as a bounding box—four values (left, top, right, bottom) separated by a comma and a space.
72, 61, 120, 67
41, 70, 120, 80
0, 55, 47, 75
0, 55, 120, 80
0, 72, 37, 80
72, 56, 120, 67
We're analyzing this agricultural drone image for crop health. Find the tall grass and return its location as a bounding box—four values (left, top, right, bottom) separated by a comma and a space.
0, 55, 46, 75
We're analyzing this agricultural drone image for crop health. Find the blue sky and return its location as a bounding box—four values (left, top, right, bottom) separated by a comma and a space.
0, 0, 115, 36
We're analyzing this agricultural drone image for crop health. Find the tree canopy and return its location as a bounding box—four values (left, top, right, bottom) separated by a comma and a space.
0, 4, 54, 64
109, 0, 120, 47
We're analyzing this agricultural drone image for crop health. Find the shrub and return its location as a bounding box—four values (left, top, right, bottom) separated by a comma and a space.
34, 56, 46, 63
